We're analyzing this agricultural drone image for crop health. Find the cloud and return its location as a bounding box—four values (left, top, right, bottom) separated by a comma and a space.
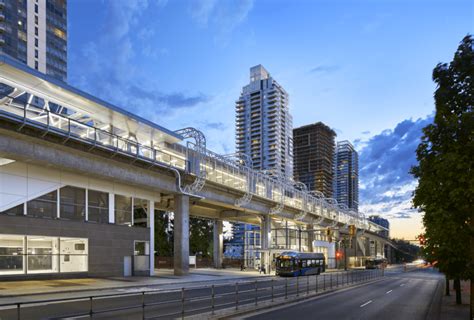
190, 0, 218, 26
189, 0, 254, 41
69, 0, 210, 121
361, 130, 371, 135
309, 65, 340, 74
359, 115, 434, 220
129, 85, 210, 110
199, 121, 227, 131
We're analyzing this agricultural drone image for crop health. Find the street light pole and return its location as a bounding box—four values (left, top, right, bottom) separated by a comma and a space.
344, 237, 347, 271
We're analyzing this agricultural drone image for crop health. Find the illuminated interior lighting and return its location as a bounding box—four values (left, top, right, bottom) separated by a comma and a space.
0, 158, 15, 166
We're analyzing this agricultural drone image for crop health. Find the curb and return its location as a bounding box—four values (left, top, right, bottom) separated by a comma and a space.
426, 276, 444, 320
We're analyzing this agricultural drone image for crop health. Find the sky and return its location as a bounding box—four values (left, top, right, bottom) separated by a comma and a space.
68, 0, 473, 240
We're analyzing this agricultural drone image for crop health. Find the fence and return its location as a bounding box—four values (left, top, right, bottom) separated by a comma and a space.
0, 269, 384, 320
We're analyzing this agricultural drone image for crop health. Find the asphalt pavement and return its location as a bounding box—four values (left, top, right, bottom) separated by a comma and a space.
244, 267, 443, 320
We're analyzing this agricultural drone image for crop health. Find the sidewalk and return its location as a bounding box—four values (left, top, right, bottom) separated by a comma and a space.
439, 279, 471, 320
0, 268, 271, 301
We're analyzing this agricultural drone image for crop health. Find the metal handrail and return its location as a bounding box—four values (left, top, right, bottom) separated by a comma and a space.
0, 93, 377, 230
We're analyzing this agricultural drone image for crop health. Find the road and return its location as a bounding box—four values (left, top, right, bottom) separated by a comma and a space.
0, 269, 382, 319
245, 267, 443, 320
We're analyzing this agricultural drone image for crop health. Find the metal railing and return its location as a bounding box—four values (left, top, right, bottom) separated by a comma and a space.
0, 269, 384, 319
0, 87, 381, 231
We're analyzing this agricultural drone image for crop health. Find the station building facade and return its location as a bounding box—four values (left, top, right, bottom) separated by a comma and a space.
0, 54, 187, 279
0, 160, 157, 278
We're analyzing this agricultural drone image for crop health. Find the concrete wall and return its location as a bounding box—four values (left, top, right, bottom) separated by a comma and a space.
0, 215, 149, 278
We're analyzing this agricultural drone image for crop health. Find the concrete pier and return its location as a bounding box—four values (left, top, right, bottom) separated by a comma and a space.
174, 194, 190, 276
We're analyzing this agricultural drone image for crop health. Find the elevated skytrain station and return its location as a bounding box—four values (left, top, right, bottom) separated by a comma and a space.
0, 54, 388, 278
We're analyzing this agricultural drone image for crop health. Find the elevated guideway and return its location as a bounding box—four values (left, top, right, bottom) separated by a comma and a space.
0, 54, 387, 275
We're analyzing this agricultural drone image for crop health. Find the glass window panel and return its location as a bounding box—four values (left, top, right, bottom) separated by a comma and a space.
115, 195, 132, 226
27, 191, 57, 219
133, 198, 148, 228
0, 235, 24, 275
134, 241, 149, 256
133, 241, 150, 272
27, 236, 59, 273
88, 190, 109, 223
60, 186, 85, 221
60, 238, 88, 272
0, 204, 24, 216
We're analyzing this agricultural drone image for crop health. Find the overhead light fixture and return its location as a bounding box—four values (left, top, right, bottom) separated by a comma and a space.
0, 158, 15, 166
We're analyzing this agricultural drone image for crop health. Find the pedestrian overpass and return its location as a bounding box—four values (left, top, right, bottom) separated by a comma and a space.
0, 55, 387, 278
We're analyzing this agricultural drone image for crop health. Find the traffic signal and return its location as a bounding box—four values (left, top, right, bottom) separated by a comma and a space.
417, 234, 426, 246
349, 225, 356, 236
336, 251, 343, 260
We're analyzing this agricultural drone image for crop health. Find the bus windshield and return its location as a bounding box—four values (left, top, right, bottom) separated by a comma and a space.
278, 259, 293, 269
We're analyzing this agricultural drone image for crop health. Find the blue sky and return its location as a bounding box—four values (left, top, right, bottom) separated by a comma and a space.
68, 0, 473, 239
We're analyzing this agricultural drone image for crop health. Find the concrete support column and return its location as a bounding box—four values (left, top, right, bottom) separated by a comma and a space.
260, 215, 272, 273
213, 219, 224, 269
307, 224, 314, 252
353, 233, 357, 267
173, 194, 190, 276
108, 193, 115, 224
148, 201, 155, 276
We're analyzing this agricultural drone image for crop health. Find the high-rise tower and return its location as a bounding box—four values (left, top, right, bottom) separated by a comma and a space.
0, 0, 67, 81
235, 65, 293, 178
334, 140, 359, 211
293, 122, 336, 197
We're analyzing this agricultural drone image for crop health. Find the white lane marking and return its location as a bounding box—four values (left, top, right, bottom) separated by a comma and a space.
360, 300, 373, 307
400, 283, 406, 286
386, 290, 393, 294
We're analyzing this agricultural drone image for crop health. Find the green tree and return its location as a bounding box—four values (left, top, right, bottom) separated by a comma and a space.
411, 35, 473, 311
189, 217, 213, 257
391, 238, 421, 263
154, 210, 173, 256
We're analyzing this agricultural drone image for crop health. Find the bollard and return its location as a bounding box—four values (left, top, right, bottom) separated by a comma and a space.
255, 280, 258, 306
285, 278, 288, 299
17, 303, 20, 320
181, 288, 185, 320
330, 273, 333, 289
211, 285, 215, 315
271, 279, 274, 302
323, 274, 326, 291
336, 272, 338, 287
235, 282, 239, 310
